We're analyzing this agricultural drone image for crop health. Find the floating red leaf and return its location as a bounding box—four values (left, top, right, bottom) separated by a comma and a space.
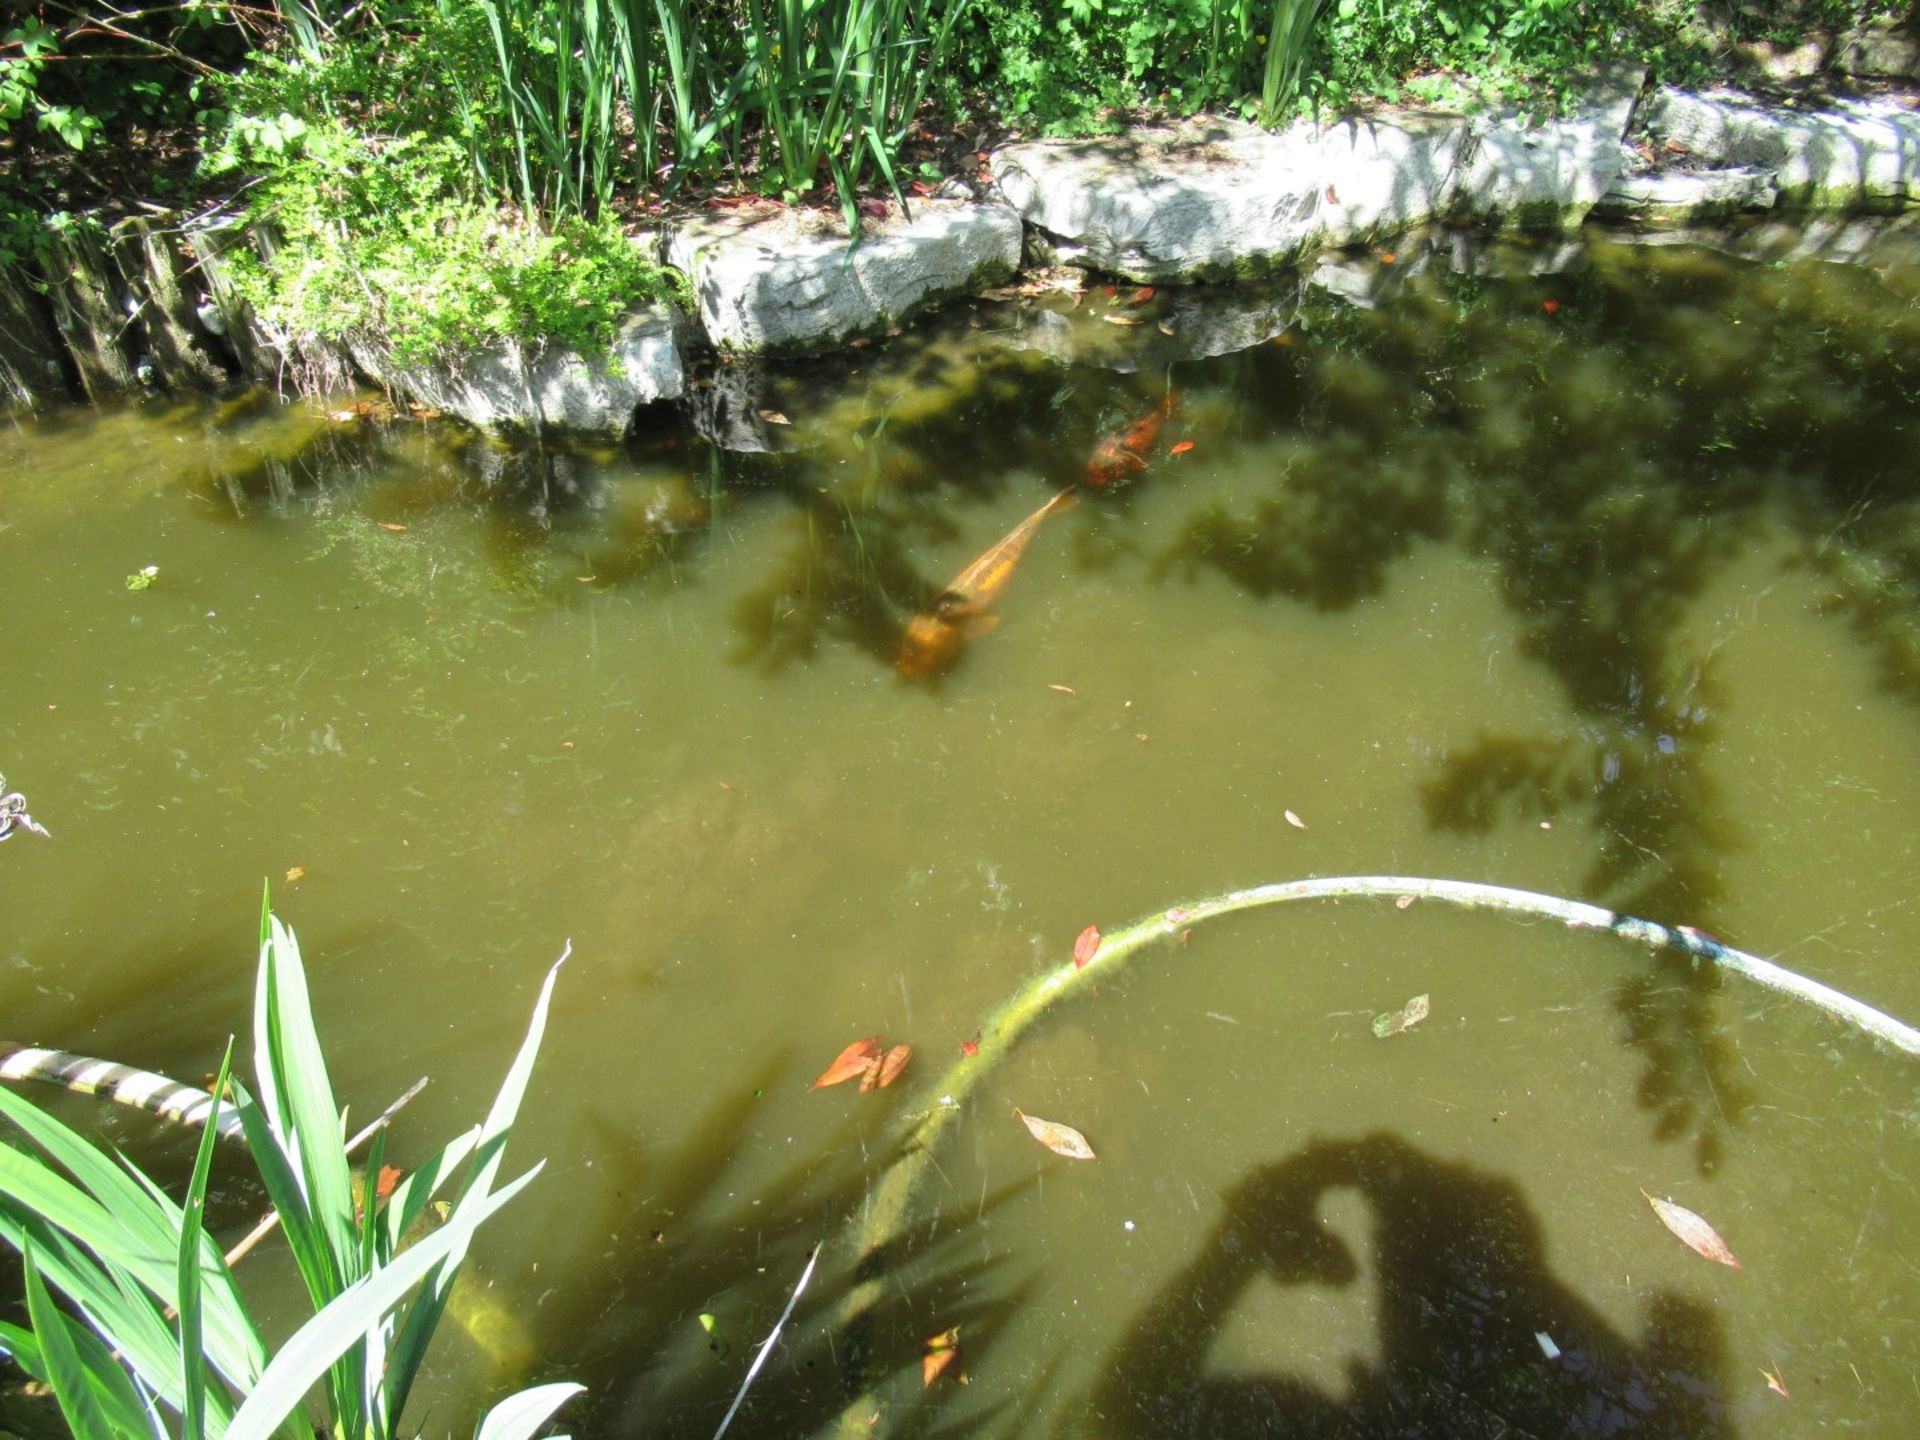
1128, 286, 1155, 305
1169, 441, 1195, 456
961, 1031, 980, 1057
1072, 925, 1102, 970
811, 1037, 884, 1090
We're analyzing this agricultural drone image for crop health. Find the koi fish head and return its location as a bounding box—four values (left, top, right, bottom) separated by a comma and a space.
898, 610, 998, 676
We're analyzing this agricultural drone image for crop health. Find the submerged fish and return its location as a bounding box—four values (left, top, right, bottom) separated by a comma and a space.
898, 487, 1079, 676
1084, 391, 1180, 488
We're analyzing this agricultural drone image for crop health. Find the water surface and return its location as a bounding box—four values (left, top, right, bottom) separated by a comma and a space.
4, 223, 1920, 1438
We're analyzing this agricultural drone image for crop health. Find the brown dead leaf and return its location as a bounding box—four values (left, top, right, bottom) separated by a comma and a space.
869, 1043, 912, 1090
1016, 1109, 1096, 1160
1643, 1191, 1742, 1268
378, 522, 408, 532
923, 1326, 965, 1386
1047, 683, 1077, 695
811, 1037, 884, 1090
284, 865, 306, 884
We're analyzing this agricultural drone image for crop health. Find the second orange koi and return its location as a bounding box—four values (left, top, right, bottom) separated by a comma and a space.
1084, 391, 1180, 488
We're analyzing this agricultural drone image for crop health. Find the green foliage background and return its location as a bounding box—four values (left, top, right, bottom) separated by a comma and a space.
0, 0, 1904, 358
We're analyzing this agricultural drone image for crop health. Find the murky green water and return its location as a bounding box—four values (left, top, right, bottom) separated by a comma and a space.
5, 222, 1920, 1438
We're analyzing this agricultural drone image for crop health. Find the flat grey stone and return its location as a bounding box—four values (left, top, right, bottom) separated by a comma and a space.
1595, 165, 1780, 224
1643, 88, 1920, 208
995, 118, 1327, 282
666, 199, 1021, 354
350, 303, 685, 438
1449, 70, 1644, 229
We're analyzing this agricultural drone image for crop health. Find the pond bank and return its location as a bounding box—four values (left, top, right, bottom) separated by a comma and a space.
4, 70, 1918, 438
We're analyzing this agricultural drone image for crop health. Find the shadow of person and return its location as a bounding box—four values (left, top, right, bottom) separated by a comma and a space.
1088, 1133, 1730, 1439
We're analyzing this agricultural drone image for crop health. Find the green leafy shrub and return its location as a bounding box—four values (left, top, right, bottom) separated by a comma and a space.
210, 121, 681, 366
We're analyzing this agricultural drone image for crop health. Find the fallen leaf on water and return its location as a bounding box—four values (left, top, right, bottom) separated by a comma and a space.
866, 1043, 912, 1091
377, 522, 408, 532
1072, 925, 1101, 970
811, 1037, 884, 1090
757, 408, 792, 425
1285, 809, 1307, 829
1128, 286, 1155, 305
1101, 313, 1141, 326
284, 865, 306, 884
374, 1164, 404, 1200
1157, 321, 1175, 336
1396, 894, 1417, 909
961, 1030, 980, 1057
923, 1326, 965, 1386
1643, 1190, 1741, 1268
1016, 1109, 1096, 1160
1761, 1363, 1789, 1399
1372, 993, 1431, 1038
1169, 441, 1194, 456
1048, 683, 1077, 695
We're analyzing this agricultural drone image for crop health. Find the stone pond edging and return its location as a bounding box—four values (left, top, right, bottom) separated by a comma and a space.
3, 67, 1916, 434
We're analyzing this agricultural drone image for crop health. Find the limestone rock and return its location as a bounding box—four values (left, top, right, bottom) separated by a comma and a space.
1643, 87, 1920, 209
1306, 113, 1471, 246
994, 118, 1327, 282
665, 198, 1021, 355
1832, 18, 1920, 81
1449, 70, 1644, 230
1595, 165, 1780, 224
350, 305, 685, 438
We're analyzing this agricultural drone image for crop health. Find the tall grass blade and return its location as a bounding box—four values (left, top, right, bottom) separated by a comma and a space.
22, 1241, 122, 1440
176, 1041, 235, 1440
0, 1317, 156, 1438
475, 1382, 586, 1440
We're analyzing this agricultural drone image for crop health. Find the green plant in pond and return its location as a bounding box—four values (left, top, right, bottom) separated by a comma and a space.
209, 119, 682, 366
0, 891, 576, 1440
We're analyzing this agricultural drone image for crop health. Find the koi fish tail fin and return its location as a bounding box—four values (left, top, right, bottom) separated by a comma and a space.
1046, 485, 1081, 515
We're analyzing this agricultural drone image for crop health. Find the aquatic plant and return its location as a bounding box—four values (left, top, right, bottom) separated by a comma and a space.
0, 891, 576, 1440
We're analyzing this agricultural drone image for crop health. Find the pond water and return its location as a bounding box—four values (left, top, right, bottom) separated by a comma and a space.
4, 221, 1920, 1439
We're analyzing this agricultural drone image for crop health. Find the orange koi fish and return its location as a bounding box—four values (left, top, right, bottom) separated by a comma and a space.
1084, 391, 1180, 488
898, 487, 1079, 676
